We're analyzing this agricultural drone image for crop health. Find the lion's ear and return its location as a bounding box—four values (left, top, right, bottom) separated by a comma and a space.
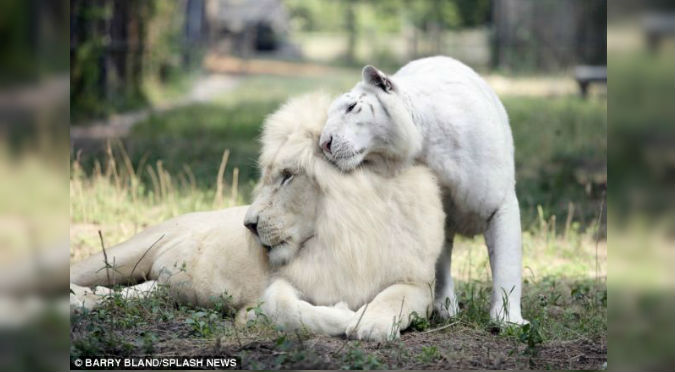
362, 65, 395, 93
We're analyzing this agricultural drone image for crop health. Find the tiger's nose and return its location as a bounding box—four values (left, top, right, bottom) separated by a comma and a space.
244, 218, 258, 236
320, 136, 333, 154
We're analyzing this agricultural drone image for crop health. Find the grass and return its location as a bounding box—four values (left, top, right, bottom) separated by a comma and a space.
505, 95, 606, 229
70, 73, 606, 369
70, 142, 241, 261
70, 225, 606, 368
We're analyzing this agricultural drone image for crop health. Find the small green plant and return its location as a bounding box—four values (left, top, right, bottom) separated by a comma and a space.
519, 320, 544, 356
341, 343, 384, 370
211, 292, 236, 318
388, 315, 403, 341
408, 311, 430, 332
417, 345, 441, 363
571, 282, 591, 301
185, 310, 219, 337
274, 332, 297, 351
268, 330, 319, 368
245, 301, 269, 326
135, 331, 157, 354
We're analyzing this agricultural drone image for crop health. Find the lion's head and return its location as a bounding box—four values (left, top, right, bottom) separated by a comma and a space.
243, 164, 319, 266
319, 65, 423, 172
244, 92, 337, 266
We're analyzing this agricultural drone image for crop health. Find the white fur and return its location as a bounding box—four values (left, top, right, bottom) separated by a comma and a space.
70, 92, 446, 341
248, 92, 445, 340
70, 206, 270, 319
320, 56, 527, 324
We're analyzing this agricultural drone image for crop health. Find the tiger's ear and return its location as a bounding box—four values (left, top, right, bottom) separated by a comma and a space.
362, 65, 395, 92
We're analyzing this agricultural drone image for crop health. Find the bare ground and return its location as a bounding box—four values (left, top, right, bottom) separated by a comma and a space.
71, 314, 605, 370
221, 326, 605, 370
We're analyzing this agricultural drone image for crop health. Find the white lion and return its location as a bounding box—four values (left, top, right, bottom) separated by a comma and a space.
70, 92, 445, 341
319, 56, 527, 324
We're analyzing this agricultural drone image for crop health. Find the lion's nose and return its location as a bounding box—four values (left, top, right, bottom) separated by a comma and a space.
244, 218, 258, 236
320, 136, 333, 154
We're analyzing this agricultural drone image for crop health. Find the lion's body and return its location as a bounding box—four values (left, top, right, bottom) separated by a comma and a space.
279, 164, 442, 310
70, 206, 268, 312
71, 92, 445, 341
320, 56, 526, 324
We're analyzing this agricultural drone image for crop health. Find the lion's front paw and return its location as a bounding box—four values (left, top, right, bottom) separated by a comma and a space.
346, 311, 400, 342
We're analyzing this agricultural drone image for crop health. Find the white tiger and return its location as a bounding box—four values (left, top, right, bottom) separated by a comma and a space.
319, 56, 527, 324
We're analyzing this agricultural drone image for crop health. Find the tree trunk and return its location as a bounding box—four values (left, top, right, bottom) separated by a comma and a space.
110, 0, 128, 95
345, 0, 357, 64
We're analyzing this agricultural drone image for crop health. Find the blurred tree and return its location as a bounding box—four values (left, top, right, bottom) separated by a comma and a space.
345, 0, 357, 63
0, 0, 68, 85
71, 0, 205, 122
183, 0, 206, 68
492, 0, 606, 72
70, 0, 110, 119
455, 0, 491, 27
370, 0, 404, 33
284, 0, 492, 65
285, 0, 490, 34
285, 0, 345, 32
108, 0, 151, 108
406, 0, 461, 30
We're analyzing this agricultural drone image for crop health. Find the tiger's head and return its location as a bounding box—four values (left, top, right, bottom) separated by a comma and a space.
319, 65, 422, 172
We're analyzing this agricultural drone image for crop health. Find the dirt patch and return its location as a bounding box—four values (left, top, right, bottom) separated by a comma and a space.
222, 325, 606, 370
71, 311, 605, 370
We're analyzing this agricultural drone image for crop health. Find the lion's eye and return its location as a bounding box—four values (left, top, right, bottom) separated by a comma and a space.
346, 102, 357, 113
280, 170, 294, 186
